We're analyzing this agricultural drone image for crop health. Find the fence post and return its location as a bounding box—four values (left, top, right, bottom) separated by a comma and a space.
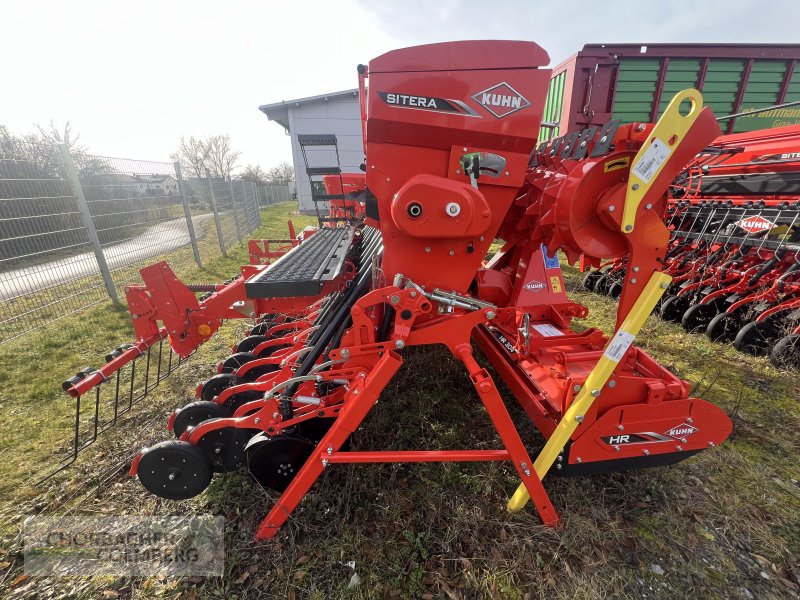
253, 182, 262, 226
59, 144, 120, 304
174, 162, 202, 268
229, 181, 243, 242
206, 171, 227, 256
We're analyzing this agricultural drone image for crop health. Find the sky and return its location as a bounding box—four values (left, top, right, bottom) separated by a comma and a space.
2, 0, 799, 172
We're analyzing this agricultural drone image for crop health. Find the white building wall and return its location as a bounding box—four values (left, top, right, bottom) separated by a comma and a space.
287, 94, 363, 213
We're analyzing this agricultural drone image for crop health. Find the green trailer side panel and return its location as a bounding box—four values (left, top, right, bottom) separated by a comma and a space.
611, 58, 661, 123
657, 59, 702, 118
539, 70, 566, 142
699, 59, 744, 125
786, 67, 800, 102
734, 60, 798, 132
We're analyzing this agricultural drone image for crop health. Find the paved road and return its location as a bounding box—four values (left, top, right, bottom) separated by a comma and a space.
0, 214, 214, 301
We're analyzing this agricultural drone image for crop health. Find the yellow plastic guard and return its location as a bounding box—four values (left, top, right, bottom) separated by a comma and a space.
621, 89, 704, 233
507, 270, 672, 512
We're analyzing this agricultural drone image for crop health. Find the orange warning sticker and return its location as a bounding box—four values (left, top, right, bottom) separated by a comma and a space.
550, 276, 562, 293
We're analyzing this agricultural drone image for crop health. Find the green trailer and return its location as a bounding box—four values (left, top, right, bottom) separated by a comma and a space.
540, 44, 800, 141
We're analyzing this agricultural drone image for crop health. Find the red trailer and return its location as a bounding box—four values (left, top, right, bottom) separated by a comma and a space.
541, 43, 800, 141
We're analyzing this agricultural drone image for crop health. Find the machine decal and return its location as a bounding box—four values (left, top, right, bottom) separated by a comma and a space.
541, 244, 560, 269
754, 152, 800, 162
602, 424, 700, 446
631, 138, 672, 183
490, 328, 517, 353
549, 276, 562, 293
523, 279, 546, 292
532, 323, 563, 337
377, 92, 480, 117
471, 82, 531, 118
735, 215, 776, 233
604, 156, 630, 173
601, 432, 675, 445
603, 329, 635, 362
665, 423, 699, 438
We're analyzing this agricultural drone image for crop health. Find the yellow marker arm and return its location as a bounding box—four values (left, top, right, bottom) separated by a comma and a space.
507, 270, 672, 512
621, 88, 704, 233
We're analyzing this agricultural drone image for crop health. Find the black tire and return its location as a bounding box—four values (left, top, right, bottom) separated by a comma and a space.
681, 303, 719, 333
295, 417, 351, 450
257, 343, 291, 359
137, 441, 213, 500
239, 362, 281, 383
246, 434, 315, 492
607, 281, 623, 299
220, 352, 257, 374
582, 270, 602, 291
733, 321, 778, 355
706, 312, 740, 342
224, 390, 264, 412
199, 373, 240, 402
770, 334, 800, 369
236, 335, 268, 354
249, 322, 272, 337
195, 427, 255, 473
659, 295, 689, 323
592, 274, 610, 295
172, 400, 231, 437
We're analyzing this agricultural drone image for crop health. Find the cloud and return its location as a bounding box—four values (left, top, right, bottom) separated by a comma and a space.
2, 0, 797, 172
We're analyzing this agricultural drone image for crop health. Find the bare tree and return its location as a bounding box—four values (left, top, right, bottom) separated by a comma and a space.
265, 162, 294, 184
35, 120, 83, 152
0, 121, 102, 177
204, 135, 241, 180
238, 164, 268, 183
170, 136, 209, 180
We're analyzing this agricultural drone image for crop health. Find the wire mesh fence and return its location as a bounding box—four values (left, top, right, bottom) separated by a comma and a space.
80, 155, 194, 293
0, 142, 110, 342
258, 184, 292, 206
0, 143, 269, 344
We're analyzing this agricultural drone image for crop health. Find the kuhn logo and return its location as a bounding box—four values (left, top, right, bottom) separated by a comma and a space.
736, 216, 776, 233
471, 82, 531, 118
665, 423, 699, 438
523, 280, 546, 292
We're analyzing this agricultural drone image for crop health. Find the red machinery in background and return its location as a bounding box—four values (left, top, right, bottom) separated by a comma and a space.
584, 125, 800, 367
323, 173, 366, 220
62, 41, 734, 541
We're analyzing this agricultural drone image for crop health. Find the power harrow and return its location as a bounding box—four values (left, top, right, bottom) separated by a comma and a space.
583, 124, 800, 368
61, 41, 736, 540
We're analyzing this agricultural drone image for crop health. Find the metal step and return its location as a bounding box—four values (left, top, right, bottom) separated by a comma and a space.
245, 227, 355, 298
306, 166, 341, 176
297, 134, 338, 147
311, 193, 346, 202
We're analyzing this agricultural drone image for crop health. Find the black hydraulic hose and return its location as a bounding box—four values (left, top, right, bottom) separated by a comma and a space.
278, 230, 383, 418
748, 254, 781, 286
777, 262, 800, 293
305, 228, 376, 346
378, 306, 395, 342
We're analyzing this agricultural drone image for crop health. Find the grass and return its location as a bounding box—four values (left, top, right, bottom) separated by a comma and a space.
0, 202, 798, 598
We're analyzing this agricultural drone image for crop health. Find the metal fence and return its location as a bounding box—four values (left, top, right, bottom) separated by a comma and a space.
0, 143, 280, 344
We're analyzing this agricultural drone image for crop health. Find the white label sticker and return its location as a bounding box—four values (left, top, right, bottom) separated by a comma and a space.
603, 330, 635, 362
631, 138, 671, 183
532, 323, 564, 337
